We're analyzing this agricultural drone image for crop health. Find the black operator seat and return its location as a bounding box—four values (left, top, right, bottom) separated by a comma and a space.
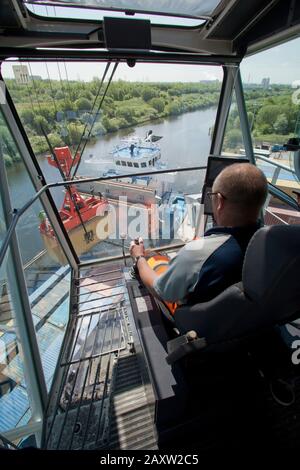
168, 224, 300, 361
161, 224, 300, 449
128, 225, 300, 448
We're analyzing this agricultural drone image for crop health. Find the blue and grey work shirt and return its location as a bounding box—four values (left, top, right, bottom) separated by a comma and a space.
153, 223, 260, 305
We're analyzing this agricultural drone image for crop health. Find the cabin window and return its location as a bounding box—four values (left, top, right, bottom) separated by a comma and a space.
2, 59, 223, 263
225, 37, 300, 203
0, 108, 73, 432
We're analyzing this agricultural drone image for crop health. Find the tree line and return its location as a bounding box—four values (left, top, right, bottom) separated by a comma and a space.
224, 84, 300, 150
2, 78, 299, 165
2, 78, 221, 165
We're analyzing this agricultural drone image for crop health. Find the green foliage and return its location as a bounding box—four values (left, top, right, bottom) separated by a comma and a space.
224, 129, 243, 149
149, 97, 165, 113
5, 77, 222, 163
273, 114, 289, 134
20, 109, 35, 126
252, 133, 295, 144
3, 153, 13, 166
165, 100, 182, 115
104, 117, 129, 132
80, 91, 93, 101
5, 76, 300, 166
256, 105, 281, 130
142, 87, 158, 102
60, 98, 76, 112
48, 132, 64, 148
75, 97, 92, 111
115, 106, 134, 124
65, 123, 85, 145
55, 90, 65, 100
225, 85, 300, 150
30, 135, 49, 154
32, 115, 50, 135
92, 122, 107, 136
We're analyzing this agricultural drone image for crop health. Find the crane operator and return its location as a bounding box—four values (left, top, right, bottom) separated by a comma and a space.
130, 163, 268, 307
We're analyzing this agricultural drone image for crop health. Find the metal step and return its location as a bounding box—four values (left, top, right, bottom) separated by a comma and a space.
106, 354, 156, 450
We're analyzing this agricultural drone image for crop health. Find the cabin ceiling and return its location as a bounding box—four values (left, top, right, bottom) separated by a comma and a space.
0, 0, 299, 61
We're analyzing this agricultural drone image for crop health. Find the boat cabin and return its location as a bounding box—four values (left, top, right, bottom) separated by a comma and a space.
1, 0, 300, 454
114, 140, 161, 170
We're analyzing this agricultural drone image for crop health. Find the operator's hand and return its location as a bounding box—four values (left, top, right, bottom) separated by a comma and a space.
130, 237, 145, 258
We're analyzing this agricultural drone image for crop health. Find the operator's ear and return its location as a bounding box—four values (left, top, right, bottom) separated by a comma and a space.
217, 193, 225, 211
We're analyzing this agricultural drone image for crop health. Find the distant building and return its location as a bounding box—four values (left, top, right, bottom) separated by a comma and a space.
12, 64, 30, 84
261, 77, 270, 89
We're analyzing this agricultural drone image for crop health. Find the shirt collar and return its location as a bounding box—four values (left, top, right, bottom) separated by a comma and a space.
205, 221, 262, 238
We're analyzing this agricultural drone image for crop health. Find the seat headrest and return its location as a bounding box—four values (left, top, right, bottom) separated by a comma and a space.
243, 225, 300, 302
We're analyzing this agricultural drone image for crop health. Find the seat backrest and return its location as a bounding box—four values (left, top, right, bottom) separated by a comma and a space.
243, 224, 300, 304
173, 225, 300, 346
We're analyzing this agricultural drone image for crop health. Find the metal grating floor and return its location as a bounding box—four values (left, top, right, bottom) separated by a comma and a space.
43, 262, 157, 450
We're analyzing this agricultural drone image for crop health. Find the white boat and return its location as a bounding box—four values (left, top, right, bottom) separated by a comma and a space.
79, 132, 176, 203
104, 131, 166, 176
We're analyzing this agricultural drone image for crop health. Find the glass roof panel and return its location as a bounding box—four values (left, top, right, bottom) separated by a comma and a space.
25, 3, 204, 26
25, 0, 222, 19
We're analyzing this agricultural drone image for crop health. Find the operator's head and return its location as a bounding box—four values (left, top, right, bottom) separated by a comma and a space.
211, 163, 268, 226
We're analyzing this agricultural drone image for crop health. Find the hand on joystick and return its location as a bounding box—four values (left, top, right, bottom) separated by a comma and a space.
129, 237, 145, 259
129, 237, 145, 279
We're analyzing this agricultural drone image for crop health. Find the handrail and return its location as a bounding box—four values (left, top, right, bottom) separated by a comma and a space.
0, 433, 18, 450
0, 211, 19, 268
2, 155, 300, 272
0, 165, 207, 270
80, 241, 186, 268
254, 154, 298, 175
254, 153, 300, 211
265, 208, 288, 225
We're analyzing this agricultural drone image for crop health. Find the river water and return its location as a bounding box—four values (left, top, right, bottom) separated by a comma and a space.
6, 107, 217, 263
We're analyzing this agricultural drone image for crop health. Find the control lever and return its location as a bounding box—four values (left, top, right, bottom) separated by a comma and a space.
120, 232, 127, 267
130, 237, 141, 279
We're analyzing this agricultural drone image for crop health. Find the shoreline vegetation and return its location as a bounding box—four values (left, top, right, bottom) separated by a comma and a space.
224, 84, 299, 152
1, 78, 299, 166
1, 79, 220, 166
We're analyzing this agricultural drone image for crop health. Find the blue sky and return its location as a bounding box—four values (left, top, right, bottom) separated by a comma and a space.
241, 38, 300, 85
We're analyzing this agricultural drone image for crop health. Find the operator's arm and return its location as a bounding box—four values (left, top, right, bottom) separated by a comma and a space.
136, 257, 159, 293
129, 239, 160, 295
130, 238, 198, 303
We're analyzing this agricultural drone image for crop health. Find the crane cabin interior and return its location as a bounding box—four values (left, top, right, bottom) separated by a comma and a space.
1, 0, 300, 452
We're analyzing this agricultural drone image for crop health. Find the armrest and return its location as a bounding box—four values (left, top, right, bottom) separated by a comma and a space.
166, 331, 207, 365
